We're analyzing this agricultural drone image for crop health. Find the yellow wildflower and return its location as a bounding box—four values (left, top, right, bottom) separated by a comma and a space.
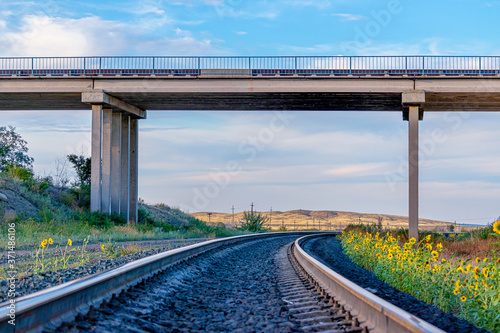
456, 266, 465, 273
48, 238, 53, 245
409, 237, 417, 244
475, 257, 481, 264
493, 220, 500, 234
101, 244, 105, 250
436, 243, 443, 251
41, 239, 48, 249
460, 296, 467, 302
431, 251, 439, 258
68, 238, 72, 247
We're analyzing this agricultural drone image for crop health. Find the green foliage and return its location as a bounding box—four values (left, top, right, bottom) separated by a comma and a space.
68, 185, 91, 209
0, 126, 34, 171
59, 192, 77, 207
240, 211, 269, 232
6, 164, 33, 181
79, 211, 126, 230
67, 154, 91, 187
138, 207, 177, 232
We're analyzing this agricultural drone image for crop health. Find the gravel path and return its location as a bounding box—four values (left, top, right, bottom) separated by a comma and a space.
0, 238, 208, 303
52, 236, 303, 332
303, 235, 490, 333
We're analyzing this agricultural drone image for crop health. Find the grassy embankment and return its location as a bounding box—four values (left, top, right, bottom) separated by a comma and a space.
0, 169, 248, 279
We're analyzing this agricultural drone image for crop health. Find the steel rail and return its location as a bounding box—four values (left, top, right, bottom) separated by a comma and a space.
292, 234, 446, 333
0, 232, 318, 333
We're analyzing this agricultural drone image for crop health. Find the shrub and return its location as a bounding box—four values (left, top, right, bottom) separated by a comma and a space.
6, 164, 33, 181
240, 211, 269, 232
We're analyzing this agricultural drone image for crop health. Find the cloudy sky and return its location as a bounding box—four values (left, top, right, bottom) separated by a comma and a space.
1, 0, 500, 224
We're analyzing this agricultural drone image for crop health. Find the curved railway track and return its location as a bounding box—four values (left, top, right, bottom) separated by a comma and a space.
0, 233, 446, 333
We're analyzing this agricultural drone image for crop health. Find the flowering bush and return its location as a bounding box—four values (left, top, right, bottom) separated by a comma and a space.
341, 229, 500, 331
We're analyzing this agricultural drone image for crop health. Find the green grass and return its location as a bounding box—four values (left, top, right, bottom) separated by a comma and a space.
0, 172, 247, 250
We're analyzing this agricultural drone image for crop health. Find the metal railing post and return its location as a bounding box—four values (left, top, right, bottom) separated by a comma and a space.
479, 57, 482, 75
83, 57, 86, 75
152, 57, 155, 75
295, 56, 298, 75
31, 57, 34, 76
249, 57, 251, 75
349, 56, 352, 74
99, 57, 102, 75
422, 56, 425, 75
198, 57, 201, 75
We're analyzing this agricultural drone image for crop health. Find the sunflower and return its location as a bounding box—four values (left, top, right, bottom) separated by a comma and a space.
493, 220, 500, 234
41, 239, 48, 249
48, 238, 53, 245
68, 238, 72, 247
460, 296, 467, 302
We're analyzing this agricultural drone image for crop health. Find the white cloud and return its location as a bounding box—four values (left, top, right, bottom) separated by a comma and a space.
0, 15, 226, 57
332, 13, 366, 21
235, 31, 247, 35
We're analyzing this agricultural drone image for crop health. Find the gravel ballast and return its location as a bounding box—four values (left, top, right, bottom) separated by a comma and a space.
303, 235, 490, 333
52, 236, 302, 332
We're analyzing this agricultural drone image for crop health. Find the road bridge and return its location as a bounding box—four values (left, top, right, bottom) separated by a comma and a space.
2, 56, 500, 240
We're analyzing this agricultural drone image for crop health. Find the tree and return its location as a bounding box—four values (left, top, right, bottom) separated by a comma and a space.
0, 126, 34, 171
240, 211, 269, 232
67, 154, 91, 187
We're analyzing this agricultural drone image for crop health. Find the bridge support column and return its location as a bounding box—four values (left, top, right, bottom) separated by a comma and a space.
402, 91, 425, 243
84, 90, 146, 223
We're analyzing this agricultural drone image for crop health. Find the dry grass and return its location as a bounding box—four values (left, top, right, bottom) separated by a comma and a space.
441, 237, 500, 259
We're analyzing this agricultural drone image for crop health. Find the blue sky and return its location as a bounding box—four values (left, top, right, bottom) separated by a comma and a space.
1, 0, 500, 224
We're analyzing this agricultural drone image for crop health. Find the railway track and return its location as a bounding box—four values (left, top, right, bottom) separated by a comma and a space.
0, 233, 446, 332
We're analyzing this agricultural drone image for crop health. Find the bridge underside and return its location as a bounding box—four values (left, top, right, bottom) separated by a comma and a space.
2, 91, 500, 111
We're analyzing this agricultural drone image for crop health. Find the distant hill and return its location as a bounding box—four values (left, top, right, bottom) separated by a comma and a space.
191, 209, 453, 232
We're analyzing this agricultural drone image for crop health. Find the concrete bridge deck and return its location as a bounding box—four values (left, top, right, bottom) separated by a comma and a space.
1, 76, 500, 112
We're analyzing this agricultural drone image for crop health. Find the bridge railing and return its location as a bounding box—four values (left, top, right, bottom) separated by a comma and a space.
1, 56, 499, 76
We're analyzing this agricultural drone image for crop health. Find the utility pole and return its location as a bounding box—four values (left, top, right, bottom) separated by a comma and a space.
270, 207, 272, 228
251, 202, 254, 214
207, 212, 212, 224
232, 205, 235, 224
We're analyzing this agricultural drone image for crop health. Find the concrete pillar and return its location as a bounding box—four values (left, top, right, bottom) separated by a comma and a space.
408, 106, 419, 242
90, 105, 102, 212
129, 118, 139, 223
120, 115, 130, 221
101, 108, 113, 214
110, 112, 122, 214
